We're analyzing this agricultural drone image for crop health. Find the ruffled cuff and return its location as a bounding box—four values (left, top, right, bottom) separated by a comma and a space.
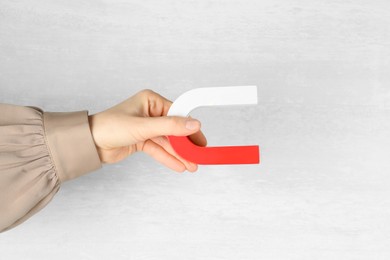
43, 110, 102, 182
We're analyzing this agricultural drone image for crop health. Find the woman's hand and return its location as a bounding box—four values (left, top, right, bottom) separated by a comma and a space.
88, 89, 207, 172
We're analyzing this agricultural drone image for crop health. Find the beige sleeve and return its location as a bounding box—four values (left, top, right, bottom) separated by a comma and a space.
0, 103, 101, 233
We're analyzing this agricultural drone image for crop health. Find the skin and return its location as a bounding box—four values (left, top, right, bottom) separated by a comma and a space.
87, 89, 207, 173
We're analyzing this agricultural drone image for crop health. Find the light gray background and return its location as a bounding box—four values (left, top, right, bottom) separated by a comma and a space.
1, 0, 390, 259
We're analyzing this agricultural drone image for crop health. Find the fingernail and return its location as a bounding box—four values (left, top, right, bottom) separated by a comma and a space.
185, 119, 200, 130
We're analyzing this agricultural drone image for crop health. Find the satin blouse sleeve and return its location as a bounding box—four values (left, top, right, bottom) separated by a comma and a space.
0, 103, 101, 232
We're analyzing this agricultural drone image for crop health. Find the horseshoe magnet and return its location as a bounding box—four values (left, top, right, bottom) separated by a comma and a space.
167, 86, 260, 165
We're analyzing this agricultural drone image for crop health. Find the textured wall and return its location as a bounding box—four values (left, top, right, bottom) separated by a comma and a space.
1, 0, 390, 259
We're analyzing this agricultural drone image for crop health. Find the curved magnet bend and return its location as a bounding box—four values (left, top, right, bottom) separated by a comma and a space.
167, 86, 260, 165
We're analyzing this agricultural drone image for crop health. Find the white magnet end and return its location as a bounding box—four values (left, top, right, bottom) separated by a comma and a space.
168, 86, 258, 117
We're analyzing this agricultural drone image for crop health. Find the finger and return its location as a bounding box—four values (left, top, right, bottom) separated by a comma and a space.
186, 115, 207, 147
141, 139, 186, 173
188, 130, 207, 147
151, 136, 198, 172
146, 91, 173, 117
135, 89, 173, 117
136, 116, 201, 141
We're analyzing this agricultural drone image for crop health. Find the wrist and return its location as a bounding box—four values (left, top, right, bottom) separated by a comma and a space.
88, 114, 103, 163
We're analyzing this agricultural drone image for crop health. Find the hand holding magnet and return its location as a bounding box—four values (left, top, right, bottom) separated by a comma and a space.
167, 86, 260, 165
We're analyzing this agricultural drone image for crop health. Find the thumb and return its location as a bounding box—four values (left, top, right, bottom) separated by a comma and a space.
136, 116, 201, 141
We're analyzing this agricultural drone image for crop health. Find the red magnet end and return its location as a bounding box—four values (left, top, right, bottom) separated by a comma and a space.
168, 135, 260, 165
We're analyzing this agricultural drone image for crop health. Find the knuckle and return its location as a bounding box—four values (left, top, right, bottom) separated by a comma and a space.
137, 89, 155, 98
